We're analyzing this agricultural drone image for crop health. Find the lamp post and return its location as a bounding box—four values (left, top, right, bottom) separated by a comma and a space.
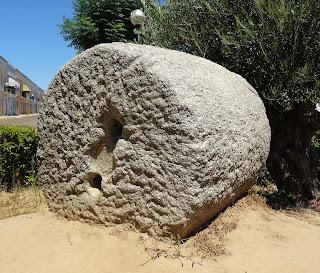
130, 9, 146, 44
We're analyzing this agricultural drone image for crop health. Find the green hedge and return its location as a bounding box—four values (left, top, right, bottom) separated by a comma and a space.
0, 126, 38, 190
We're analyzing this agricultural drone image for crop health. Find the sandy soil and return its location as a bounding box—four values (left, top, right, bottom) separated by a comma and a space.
1, 198, 320, 273
0, 114, 38, 127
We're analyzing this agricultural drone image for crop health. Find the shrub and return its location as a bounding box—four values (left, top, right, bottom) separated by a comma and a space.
143, 0, 320, 201
0, 126, 38, 191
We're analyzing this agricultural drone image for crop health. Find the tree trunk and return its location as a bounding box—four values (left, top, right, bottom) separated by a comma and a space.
266, 104, 320, 202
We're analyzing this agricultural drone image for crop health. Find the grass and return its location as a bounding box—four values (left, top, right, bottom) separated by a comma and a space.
0, 187, 47, 220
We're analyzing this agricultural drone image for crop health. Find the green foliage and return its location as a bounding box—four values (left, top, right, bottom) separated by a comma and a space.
143, 0, 320, 198
25, 158, 39, 189
266, 188, 295, 208
313, 130, 320, 149
0, 126, 38, 191
258, 168, 274, 188
258, 168, 295, 208
143, 0, 320, 112
61, 0, 141, 51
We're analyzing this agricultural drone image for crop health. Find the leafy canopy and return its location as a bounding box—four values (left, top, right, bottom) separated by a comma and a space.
61, 0, 141, 51
143, 0, 320, 112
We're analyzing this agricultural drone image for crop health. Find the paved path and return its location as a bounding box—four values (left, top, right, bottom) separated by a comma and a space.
0, 114, 38, 127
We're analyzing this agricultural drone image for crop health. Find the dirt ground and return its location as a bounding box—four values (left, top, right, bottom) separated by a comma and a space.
1, 190, 320, 273
0, 114, 38, 127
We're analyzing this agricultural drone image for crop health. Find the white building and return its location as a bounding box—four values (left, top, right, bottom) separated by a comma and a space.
0, 55, 44, 116
0, 57, 16, 115
0, 56, 7, 92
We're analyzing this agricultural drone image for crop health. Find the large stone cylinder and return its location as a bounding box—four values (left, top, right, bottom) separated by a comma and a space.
38, 43, 270, 238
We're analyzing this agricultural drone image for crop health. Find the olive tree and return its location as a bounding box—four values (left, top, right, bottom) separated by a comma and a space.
143, 0, 320, 201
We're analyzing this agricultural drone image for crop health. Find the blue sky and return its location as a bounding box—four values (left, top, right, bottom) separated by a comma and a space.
0, 1, 76, 91
0, 1, 165, 91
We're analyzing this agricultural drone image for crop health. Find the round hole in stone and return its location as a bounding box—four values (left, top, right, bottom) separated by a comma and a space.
108, 119, 123, 150
87, 173, 102, 191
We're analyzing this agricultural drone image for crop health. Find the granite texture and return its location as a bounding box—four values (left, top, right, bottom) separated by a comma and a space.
38, 43, 271, 238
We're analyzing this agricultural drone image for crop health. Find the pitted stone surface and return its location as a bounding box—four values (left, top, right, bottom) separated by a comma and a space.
38, 43, 270, 238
